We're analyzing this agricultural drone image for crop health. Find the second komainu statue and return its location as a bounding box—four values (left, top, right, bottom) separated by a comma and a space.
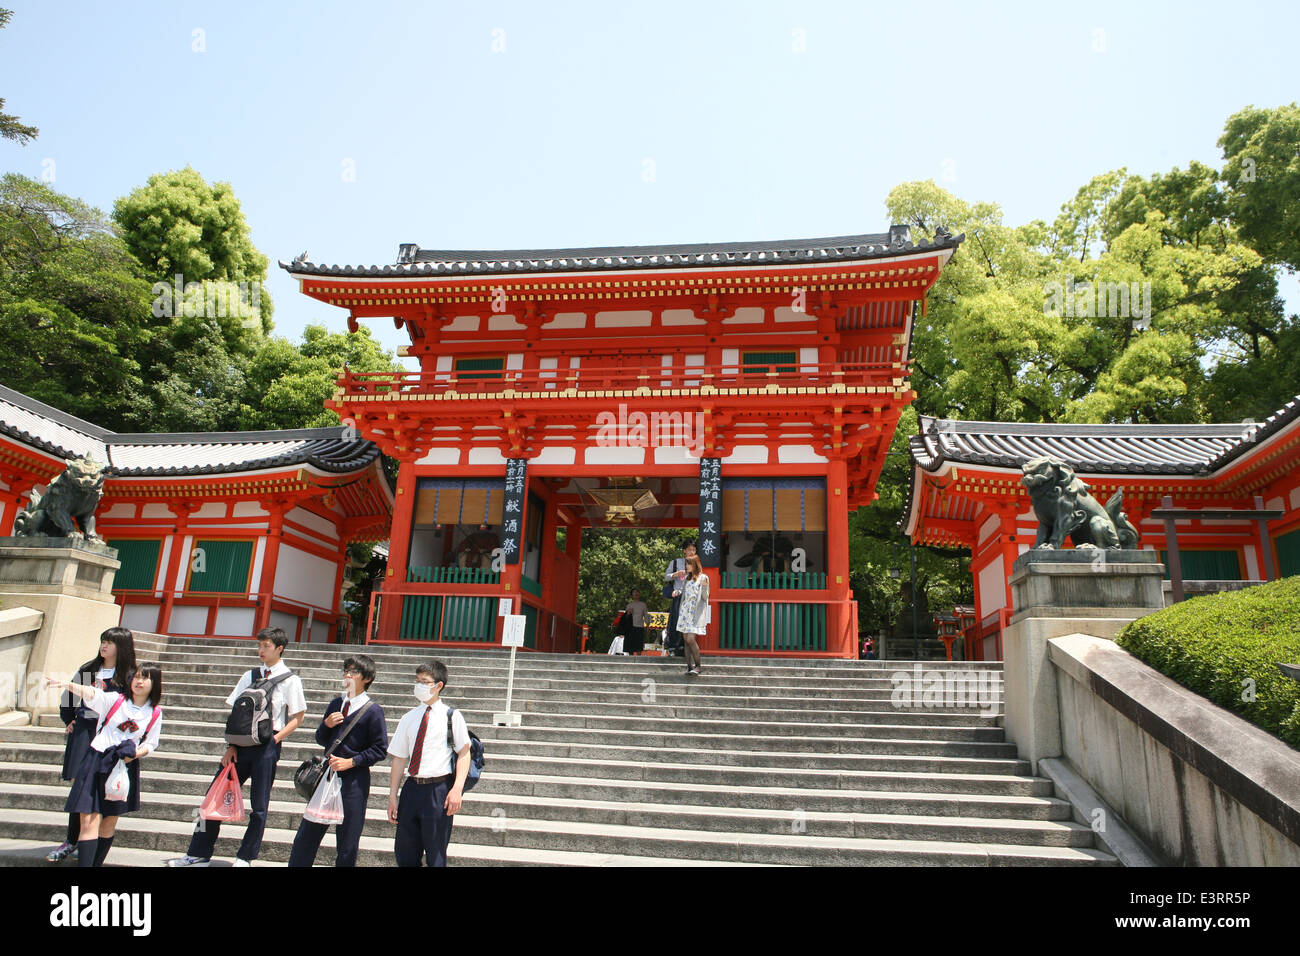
1020, 455, 1139, 551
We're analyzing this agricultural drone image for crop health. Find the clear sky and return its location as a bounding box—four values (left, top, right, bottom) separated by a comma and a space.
2, 0, 1296, 357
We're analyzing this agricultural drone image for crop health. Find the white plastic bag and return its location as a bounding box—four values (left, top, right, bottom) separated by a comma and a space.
607, 635, 625, 655
304, 768, 344, 825
104, 759, 131, 802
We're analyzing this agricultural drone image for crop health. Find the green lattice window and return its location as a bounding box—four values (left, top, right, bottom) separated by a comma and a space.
455, 356, 505, 380
741, 351, 797, 375
188, 539, 254, 593
1277, 529, 1300, 578
1160, 549, 1241, 581
108, 539, 161, 591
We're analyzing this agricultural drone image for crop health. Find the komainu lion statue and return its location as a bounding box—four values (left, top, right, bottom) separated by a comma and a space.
13, 458, 107, 542
1020, 455, 1139, 551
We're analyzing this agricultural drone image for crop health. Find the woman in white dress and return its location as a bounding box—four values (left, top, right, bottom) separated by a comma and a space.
675, 556, 709, 676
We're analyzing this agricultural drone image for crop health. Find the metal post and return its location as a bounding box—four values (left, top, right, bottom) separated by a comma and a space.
504, 644, 517, 714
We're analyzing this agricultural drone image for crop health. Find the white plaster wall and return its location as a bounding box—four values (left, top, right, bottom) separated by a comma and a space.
653, 445, 699, 466
468, 447, 507, 465
777, 445, 827, 464
586, 446, 646, 466
1244, 547, 1261, 580
722, 308, 764, 325
506, 353, 524, 370
154, 538, 173, 592
594, 310, 652, 328
272, 544, 338, 612
543, 313, 586, 330
487, 315, 525, 331
287, 507, 338, 540
142, 504, 172, 519
269, 610, 300, 641
249, 538, 266, 598
723, 446, 769, 465
232, 502, 268, 518
531, 447, 576, 466
661, 310, 704, 326
978, 559, 1008, 614
173, 536, 193, 595
979, 513, 1000, 544
194, 503, 225, 519
309, 621, 330, 644
102, 503, 136, 519
169, 606, 208, 635
417, 448, 461, 466
121, 604, 159, 634
214, 607, 257, 638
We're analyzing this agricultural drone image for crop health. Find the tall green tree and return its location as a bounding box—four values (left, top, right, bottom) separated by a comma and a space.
112, 166, 273, 332
0, 175, 153, 429
1219, 103, 1300, 272
0, 9, 38, 145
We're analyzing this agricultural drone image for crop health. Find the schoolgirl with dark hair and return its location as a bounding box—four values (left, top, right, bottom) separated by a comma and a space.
47, 661, 164, 867
46, 627, 137, 863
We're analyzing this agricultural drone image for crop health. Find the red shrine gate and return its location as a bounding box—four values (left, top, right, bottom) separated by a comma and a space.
284, 228, 963, 657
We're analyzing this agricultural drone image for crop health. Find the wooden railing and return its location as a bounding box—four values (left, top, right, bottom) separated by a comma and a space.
336, 361, 904, 399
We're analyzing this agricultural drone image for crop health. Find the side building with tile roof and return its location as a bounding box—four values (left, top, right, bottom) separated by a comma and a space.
903, 397, 1300, 660
0, 384, 393, 643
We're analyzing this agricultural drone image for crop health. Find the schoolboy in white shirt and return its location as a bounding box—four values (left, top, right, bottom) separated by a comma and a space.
387, 661, 471, 867
168, 626, 306, 867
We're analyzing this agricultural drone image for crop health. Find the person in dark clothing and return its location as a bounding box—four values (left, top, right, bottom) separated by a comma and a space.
288, 654, 388, 867
46, 627, 136, 863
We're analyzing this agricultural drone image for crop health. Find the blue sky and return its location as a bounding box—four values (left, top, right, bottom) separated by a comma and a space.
2, 0, 1296, 356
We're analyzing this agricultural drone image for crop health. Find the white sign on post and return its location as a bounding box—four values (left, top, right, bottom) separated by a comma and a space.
498, 598, 513, 617
501, 614, 526, 647
495, 614, 526, 727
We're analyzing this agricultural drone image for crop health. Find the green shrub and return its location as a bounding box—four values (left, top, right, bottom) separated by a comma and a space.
1116, 577, 1300, 747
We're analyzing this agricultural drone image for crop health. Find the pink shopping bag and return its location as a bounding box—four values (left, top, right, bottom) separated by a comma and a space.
199, 762, 246, 823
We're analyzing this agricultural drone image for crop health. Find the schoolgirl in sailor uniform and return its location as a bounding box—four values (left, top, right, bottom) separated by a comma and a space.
48, 662, 163, 868
48, 627, 136, 863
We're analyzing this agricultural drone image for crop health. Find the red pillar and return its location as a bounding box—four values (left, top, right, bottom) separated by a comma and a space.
827, 457, 852, 657
255, 500, 288, 635
379, 460, 418, 643
158, 502, 196, 635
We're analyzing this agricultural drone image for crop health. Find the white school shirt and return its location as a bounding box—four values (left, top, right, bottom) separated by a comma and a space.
226, 660, 307, 733
665, 557, 687, 581
388, 700, 470, 779
86, 691, 162, 757
339, 690, 370, 714
92, 666, 115, 690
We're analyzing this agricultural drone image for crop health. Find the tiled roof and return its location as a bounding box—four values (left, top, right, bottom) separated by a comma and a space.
279, 227, 965, 278
0, 385, 380, 478
910, 396, 1300, 477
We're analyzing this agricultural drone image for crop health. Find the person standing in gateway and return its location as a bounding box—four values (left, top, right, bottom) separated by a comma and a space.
664, 539, 697, 657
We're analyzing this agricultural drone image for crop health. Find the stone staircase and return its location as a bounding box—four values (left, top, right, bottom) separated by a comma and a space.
0, 636, 1117, 866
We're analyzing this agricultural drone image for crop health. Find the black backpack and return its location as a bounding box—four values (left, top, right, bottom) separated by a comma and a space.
224, 668, 294, 747
446, 706, 484, 791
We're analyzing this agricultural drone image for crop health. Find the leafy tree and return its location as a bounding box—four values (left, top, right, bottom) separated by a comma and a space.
1219, 103, 1300, 272
576, 528, 683, 649
0, 175, 153, 428
112, 166, 273, 331
237, 325, 399, 430
0, 9, 37, 145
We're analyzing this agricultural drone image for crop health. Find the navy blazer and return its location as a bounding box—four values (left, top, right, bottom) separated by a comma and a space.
315, 696, 389, 778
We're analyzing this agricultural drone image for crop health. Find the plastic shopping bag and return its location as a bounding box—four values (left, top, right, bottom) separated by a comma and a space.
303, 769, 345, 825
199, 762, 246, 823
104, 760, 130, 802
607, 635, 625, 655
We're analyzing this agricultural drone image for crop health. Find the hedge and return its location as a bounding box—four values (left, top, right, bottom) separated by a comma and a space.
1115, 577, 1300, 748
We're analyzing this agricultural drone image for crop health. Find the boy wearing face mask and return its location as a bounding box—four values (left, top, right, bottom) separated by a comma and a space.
387, 661, 471, 867
287, 654, 388, 867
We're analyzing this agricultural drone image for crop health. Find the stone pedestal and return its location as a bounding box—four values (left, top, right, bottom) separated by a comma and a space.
0, 537, 121, 717
1002, 550, 1165, 772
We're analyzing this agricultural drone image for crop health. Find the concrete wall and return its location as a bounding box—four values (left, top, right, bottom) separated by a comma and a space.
1048, 633, 1300, 866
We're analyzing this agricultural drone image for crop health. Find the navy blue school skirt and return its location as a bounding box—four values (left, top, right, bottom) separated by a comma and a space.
65, 744, 141, 816
61, 716, 98, 781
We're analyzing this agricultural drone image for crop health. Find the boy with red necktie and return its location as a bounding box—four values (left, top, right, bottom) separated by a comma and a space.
387, 661, 471, 867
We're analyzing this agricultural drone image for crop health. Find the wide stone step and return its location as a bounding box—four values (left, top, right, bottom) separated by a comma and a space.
0, 780, 1095, 847
0, 739, 1049, 795
0, 813, 767, 867
148, 690, 1001, 727
0, 760, 1072, 819
149, 655, 1004, 693
0, 804, 1113, 866
5, 722, 1029, 775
